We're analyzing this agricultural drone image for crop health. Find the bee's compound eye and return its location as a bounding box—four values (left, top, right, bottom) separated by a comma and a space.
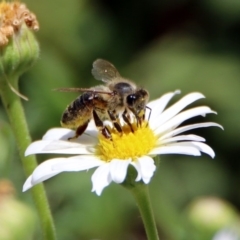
127, 94, 136, 106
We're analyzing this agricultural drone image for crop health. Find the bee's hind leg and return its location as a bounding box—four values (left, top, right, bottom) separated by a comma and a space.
68, 121, 89, 140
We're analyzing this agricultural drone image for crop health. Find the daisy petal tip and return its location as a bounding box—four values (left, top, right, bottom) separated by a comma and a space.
22, 176, 33, 192
196, 92, 205, 98
24, 141, 47, 156
212, 110, 217, 115
208, 149, 215, 159
24, 145, 34, 156
192, 142, 216, 159
97, 190, 103, 196
110, 159, 130, 184
174, 89, 181, 95
22, 185, 31, 192
194, 152, 201, 157
91, 164, 112, 196
135, 174, 141, 182
91, 188, 102, 196
143, 178, 151, 184
213, 123, 224, 130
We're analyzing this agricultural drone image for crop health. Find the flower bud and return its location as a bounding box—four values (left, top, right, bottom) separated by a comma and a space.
0, 1, 39, 77
187, 197, 240, 239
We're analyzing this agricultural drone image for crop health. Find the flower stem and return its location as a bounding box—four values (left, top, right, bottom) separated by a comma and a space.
128, 182, 160, 240
0, 75, 56, 240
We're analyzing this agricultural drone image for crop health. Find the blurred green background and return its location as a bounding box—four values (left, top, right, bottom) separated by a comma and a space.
1, 0, 240, 239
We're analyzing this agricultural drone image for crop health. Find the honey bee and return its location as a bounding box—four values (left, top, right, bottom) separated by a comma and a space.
57, 59, 150, 139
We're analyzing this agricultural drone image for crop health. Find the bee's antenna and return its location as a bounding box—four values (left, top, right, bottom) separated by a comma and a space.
53, 88, 114, 95
146, 106, 152, 122
53, 88, 89, 92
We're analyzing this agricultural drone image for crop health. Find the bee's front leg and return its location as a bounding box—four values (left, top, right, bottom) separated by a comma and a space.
122, 109, 134, 132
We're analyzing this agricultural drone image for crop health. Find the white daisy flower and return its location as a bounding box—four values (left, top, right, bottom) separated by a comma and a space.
23, 91, 222, 195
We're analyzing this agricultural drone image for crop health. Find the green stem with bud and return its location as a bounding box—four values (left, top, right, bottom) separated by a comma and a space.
0, 75, 56, 240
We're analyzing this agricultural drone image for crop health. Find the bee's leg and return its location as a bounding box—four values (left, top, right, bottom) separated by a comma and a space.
93, 110, 111, 139
122, 109, 134, 132
107, 110, 122, 133
102, 127, 112, 139
137, 115, 145, 127
134, 109, 146, 127
68, 121, 89, 140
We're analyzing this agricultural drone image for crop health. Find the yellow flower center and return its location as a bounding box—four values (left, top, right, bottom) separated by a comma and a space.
96, 122, 157, 162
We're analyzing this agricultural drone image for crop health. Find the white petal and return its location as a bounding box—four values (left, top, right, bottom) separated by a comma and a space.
25, 140, 95, 156
43, 128, 98, 144
83, 122, 99, 139
159, 134, 205, 145
131, 161, 142, 182
87, 119, 98, 131
150, 92, 205, 129
109, 159, 131, 183
164, 141, 215, 158
83, 130, 98, 139
148, 90, 180, 127
22, 158, 67, 191
147, 90, 181, 112
148, 90, 180, 113
155, 106, 216, 136
23, 175, 34, 192
52, 155, 104, 171
160, 122, 223, 141
131, 156, 156, 184
43, 128, 75, 140
91, 164, 112, 196
150, 141, 215, 158
149, 144, 201, 156
189, 142, 215, 158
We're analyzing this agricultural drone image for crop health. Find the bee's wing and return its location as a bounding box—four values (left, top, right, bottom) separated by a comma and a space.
92, 59, 121, 82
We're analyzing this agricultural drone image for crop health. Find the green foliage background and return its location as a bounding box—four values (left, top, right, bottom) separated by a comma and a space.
1, 0, 240, 239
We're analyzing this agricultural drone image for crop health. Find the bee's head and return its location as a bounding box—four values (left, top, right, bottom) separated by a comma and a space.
126, 89, 149, 120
